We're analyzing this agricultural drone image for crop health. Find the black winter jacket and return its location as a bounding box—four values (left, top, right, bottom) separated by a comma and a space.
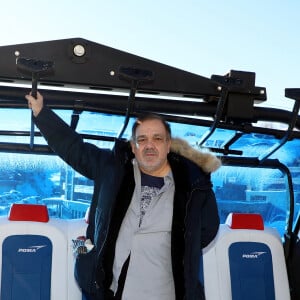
34, 107, 221, 300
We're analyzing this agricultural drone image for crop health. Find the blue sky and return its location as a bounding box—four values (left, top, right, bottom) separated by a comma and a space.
1, 0, 300, 110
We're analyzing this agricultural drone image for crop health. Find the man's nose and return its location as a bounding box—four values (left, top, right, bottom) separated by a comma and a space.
144, 139, 156, 147
145, 141, 154, 147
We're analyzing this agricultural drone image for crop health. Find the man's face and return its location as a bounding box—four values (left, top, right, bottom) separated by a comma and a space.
131, 119, 171, 176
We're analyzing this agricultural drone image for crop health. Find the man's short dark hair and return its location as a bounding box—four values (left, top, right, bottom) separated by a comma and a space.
131, 113, 171, 140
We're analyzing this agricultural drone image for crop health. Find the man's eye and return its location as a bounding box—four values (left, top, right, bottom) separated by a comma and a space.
154, 137, 163, 142
137, 138, 146, 144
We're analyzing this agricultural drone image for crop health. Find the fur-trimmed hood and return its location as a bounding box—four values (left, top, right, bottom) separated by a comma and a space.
170, 138, 221, 173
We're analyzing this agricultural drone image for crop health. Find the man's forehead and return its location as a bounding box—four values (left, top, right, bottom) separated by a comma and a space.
135, 119, 166, 135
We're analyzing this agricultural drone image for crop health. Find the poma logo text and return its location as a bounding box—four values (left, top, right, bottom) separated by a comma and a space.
242, 251, 266, 259
18, 245, 47, 253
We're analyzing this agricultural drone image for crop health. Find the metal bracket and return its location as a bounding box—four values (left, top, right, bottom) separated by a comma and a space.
117, 67, 154, 139
199, 70, 266, 148
16, 57, 54, 149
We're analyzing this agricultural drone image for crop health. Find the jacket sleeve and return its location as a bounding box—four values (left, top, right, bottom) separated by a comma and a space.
184, 183, 220, 300
200, 188, 220, 248
34, 106, 112, 180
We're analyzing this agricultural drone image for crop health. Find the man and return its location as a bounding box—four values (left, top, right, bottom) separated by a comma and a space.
25, 91, 221, 300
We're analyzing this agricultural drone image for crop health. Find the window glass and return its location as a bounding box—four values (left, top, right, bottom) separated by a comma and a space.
0, 152, 92, 219
212, 166, 289, 236
55, 110, 134, 140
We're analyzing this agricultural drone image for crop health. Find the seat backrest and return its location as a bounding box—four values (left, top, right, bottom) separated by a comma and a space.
202, 213, 290, 300
1, 234, 52, 300
286, 229, 300, 300
0, 203, 89, 300
0, 204, 68, 300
